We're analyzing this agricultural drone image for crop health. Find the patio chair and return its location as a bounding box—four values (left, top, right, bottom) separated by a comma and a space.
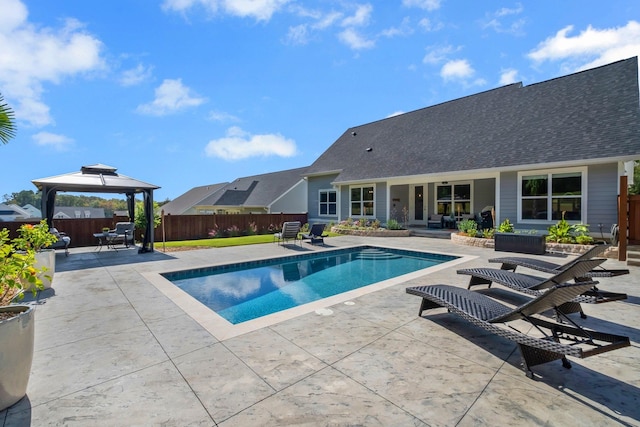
49, 227, 70, 256
107, 222, 135, 248
406, 282, 630, 378
488, 243, 629, 279
427, 214, 443, 229
274, 221, 302, 247
301, 223, 328, 245
458, 258, 627, 318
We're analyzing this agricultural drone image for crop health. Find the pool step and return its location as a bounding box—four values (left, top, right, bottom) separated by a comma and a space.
355, 249, 402, 260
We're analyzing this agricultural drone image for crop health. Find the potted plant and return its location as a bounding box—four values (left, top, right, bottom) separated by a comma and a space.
0, 228, 44, 411
14, 220, 59, 289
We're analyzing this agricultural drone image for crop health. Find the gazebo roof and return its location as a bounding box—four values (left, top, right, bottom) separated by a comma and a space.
32, 164, 160, 194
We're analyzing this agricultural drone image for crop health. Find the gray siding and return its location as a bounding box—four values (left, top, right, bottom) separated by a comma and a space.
499, 171, 518, 226
587, 163, 619, 232
307, 174, 339, 223
389, 184, 409, 221
375, 182, 387, 220
270, 180, 307, 213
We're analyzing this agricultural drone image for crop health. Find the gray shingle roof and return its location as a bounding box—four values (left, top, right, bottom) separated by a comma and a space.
306, 57, 640, 183
161, 183, 228, 215
199, 166, 309, 208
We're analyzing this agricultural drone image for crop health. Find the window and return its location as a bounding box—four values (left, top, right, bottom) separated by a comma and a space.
435, 183, 471, 218
319, 190, 337, 216
350, 185, 375, 217
520, 170, 584, 221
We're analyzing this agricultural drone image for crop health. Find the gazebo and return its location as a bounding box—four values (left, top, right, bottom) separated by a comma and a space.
32, 164, 160, 253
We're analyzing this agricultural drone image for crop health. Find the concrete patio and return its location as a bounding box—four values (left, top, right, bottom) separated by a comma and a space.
1, 235, 638, 426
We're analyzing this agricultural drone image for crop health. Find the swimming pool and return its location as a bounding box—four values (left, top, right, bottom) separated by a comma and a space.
162, 246, 458, 324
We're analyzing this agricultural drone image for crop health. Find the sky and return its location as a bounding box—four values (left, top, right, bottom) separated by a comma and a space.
1, 0, 640, 203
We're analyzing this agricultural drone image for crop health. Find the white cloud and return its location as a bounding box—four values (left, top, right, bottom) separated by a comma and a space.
0, 0, 105, 127
285, 24, 309, 45
338, 28, 375, 50
32, 131, 73, 151
161, 0, 291, 21
119, 63, 153, 86
207, 110, 240, 122
380, 17, 413, 38
440, 59, 474, 80
418, 18, 443, 32
341, 4, 372, 27
402, 0, 441, 11
423, 44, 459, 65
499, 68, 519, 85
204, 126, 297, 160
136, 79, 206, 116
482, 3, 525, 35
528, 21, 640, 71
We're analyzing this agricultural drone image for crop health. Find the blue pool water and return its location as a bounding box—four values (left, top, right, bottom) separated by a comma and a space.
162, 246, 457, 324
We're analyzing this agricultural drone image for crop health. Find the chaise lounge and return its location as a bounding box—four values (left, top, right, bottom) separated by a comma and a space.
457, 258, 627, 318
488, 243, 629, 278
406, 281, 630, 378
274, 221, 302, 247
301, 223, 328, 245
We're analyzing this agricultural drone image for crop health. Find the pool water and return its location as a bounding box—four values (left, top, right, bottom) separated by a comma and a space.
163, 246, 457, 324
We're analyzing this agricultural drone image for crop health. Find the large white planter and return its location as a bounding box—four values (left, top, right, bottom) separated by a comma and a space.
0, 305, 35, 411
22, 249, 55, 291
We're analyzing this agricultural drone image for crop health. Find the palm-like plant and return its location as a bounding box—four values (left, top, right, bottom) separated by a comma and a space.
0, 94, 17, 145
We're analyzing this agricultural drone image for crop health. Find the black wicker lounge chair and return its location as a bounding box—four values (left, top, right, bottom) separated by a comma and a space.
489, 243, 629, 279
406, 282, 630, 378
302, 223, 328, 245
458, 259, 627, 318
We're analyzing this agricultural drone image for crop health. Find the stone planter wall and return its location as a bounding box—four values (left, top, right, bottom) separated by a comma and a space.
330, 227, 411, 237
451, 233, 617, 258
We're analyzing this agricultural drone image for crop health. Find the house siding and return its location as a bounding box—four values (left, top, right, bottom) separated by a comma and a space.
307, 174, 339, 223
473, 178, 495, 214
499, 171, 518, 226
270, 180, 307, 213
587, 163, 619, 232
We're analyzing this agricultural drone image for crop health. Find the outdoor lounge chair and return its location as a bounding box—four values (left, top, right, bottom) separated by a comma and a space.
49, 227, 70, 256
301, 223, 328, 245
488, 243, 629, 279
406, 282, 630, 378
108, 222, 135, 248
458, 258, 627, 318
274, 221, 301, 247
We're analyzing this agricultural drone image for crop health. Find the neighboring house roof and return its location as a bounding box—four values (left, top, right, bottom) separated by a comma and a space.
198, 166, 309, 209
0, 203, 30, 221
161, 183, 228, 215
306, 57, 640, 184
21, 204, 41, 218
52, 207, 106, 219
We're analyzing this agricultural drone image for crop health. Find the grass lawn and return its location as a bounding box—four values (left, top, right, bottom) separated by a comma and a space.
157, 232, 337, 249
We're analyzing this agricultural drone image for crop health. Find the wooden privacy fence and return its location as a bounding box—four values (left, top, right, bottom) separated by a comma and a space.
2, 213, 308, 247
157, 213, 308, 241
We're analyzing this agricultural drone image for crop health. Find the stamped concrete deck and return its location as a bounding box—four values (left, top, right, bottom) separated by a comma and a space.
1, 235, 639, 426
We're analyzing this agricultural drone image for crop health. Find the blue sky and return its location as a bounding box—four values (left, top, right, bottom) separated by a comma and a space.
1, 0, 639, 202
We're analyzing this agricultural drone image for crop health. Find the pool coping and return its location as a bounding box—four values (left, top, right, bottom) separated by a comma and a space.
143, 244, 476, 341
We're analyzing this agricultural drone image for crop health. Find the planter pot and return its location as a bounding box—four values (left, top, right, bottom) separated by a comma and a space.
0, 305, 35, 411
494, 232, 547, 255
23, 250, 55, 291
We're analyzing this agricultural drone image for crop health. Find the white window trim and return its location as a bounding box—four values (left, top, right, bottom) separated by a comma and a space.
517, 166, 587, 224
349, 184, 376, 218
318, 188, 337, 217
432, 181, 474, 216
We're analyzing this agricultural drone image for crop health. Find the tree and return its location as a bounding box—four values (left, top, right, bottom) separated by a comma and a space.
0, 93, 17, 145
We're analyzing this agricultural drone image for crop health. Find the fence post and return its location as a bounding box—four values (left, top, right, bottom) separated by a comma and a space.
619, 175, 627, 262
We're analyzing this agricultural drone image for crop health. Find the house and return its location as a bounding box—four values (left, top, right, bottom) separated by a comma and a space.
0, 203, 32, 221
52, 207, 106, 219
166, 167, 309, 215
161, 183, 228, 215
304, 57, 640, 233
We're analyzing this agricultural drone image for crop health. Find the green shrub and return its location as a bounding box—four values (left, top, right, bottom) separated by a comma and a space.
497, 219, 514, 233
546, 212, 594, 244
386, 219, 402, 230
482, 228, 495, 239
457, 219, 478, 235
